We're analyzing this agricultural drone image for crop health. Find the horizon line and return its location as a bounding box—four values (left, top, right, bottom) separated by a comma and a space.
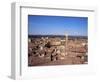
28, 34, 88, 37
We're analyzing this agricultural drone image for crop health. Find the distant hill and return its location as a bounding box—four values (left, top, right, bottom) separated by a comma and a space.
68, 36, 88, 39
28, 35, 88, 39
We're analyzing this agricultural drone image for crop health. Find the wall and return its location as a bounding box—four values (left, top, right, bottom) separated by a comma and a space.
0, 0, 100, 81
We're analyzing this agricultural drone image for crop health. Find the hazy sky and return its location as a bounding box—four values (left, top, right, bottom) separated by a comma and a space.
28, 15, 88, 36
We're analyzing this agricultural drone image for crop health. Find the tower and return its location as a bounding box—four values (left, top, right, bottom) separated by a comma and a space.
65, 33, 68, 56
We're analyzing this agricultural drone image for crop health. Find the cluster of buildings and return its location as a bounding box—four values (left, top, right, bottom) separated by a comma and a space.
28, 34, 88, 66
67, 38, 88, 64
28, 35, 68, 66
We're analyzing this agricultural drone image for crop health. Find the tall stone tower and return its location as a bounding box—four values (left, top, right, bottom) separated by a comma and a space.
65, 33, 68, 56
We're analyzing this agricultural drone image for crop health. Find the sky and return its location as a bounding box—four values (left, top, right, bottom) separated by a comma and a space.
28, 15, 88, 36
